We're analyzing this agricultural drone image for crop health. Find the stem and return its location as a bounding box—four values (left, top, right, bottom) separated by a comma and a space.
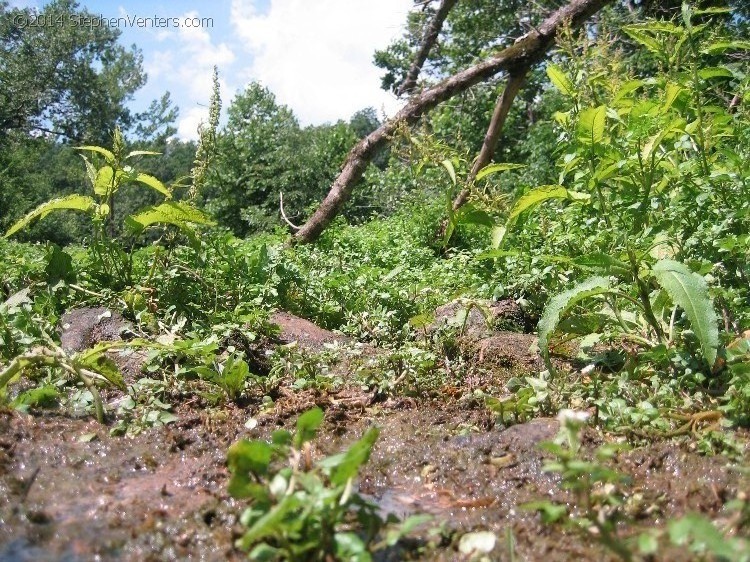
605, 294, 631, 334
685, 25, 710, 178
627, 249, 664, 343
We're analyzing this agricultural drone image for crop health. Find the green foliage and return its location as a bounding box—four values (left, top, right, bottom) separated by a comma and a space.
652, 259, 719, 367
537, 276, 610, 369
5, 129, 213, 289
495, 5, 747, 379
194, 353, 251, 402
4, 195, 96, 239
227, 408, 426, 560
0, 0, 146, 143
204, 82, 369, 236
527, 410, 750, 560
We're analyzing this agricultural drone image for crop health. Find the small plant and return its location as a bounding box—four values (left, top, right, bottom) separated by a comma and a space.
523, 409, 634, 560
524, 410, 632, 560
194, 353, 252, 402
0, 340, 127, 422
4, 128, 215, 287
227, 407, 430, 561
525, 408, 750, 561
109, 377, 178, 436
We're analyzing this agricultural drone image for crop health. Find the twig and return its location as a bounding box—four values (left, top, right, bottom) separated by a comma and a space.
280, 192, 301, 231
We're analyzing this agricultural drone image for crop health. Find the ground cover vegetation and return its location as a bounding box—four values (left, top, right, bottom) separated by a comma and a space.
1, 0, 750, 559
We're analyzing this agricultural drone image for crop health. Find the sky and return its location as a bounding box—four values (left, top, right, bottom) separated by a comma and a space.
10, 0, 413, 139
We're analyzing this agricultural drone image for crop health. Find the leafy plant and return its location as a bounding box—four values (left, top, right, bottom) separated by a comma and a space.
494, 5, 748, 379
194, 353, 253, 402
227, 407, 430, 560
4, 128, 214, 287
523, 409, 632, 560
0, 341, 126, 422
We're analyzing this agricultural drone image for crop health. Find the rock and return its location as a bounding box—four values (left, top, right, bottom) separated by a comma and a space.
270, 311, 352, 352
59, 307, 146, 383
470, 332, 541, 371
59, 307, 131, 352
430, 298, 531, 338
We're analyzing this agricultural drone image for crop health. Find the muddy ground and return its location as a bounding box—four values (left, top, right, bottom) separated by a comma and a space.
0, 311, 748, 561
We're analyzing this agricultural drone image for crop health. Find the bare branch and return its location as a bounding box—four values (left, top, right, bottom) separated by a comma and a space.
451, 66, 530, 211
279, 192, 301, 231
293, 0, 613, 245
397, 0, 459, 96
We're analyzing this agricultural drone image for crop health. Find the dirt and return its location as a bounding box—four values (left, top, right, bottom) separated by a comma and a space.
1, 311, 748, 561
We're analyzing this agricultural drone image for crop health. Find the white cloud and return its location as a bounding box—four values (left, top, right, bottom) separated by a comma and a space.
177, 106, 210, 141
230, 0, 410, 124
134, 9, 235, 140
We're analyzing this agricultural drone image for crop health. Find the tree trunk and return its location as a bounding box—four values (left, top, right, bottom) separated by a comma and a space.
396, 0, 459, 96
293, 0, 613, 244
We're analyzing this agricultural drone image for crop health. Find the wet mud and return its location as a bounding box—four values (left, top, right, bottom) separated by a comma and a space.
1, 314, 747, 560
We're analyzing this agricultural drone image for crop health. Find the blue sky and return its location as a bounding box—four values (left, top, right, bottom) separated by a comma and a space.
10, 0, 412, 139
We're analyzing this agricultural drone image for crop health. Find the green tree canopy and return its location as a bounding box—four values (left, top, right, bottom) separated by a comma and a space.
0, 0, 146, 144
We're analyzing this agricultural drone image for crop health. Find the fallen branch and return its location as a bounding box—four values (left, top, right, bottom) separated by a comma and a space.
293, 0, 613, 244
451, 66, 530, 211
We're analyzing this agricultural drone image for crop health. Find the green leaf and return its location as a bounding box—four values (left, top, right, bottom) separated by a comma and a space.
74, 347, 126, 390
325, 427, 380, 486
294, 407, 324, 448
5, 195, 96, 238
490, 225, 507, 249
456, 204, 494, 227
667, 513, 737, 558
237, 494, 302, 550
271, 429, 292, 446
1, 287, 31, 313
135, 173, 172, 198
546, 64, 576, 97
622, 26, 663, 54
248, 543, 280, 561
76, 145, 115, 163
440, 159, 456, 185
661, 83, 684, 114
538, 276, 611, 369
507, 185, 572, 221
521, 500, 568, 524
227, 439, 274, 498
703, 40, 750, 54
334, 532, 368, 558
612, 80, 645, 106
408, 313, 435, 329
652, 260, 719, 368
125, 150, 162, 159
572, 253, 630, 276
697, 67, 733, 80
475, 163, 525, 182
577, 105, 607, 145
12, 385, 60, 410
94, 165, 115, 196
125, 201, 214, 234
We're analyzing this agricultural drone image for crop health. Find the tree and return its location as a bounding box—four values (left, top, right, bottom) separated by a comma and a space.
133, 92, 179, 145
206, 83, 371, 236
293, 0, 614, 244
204, 83, 300, 235
0, 0, 146, 144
